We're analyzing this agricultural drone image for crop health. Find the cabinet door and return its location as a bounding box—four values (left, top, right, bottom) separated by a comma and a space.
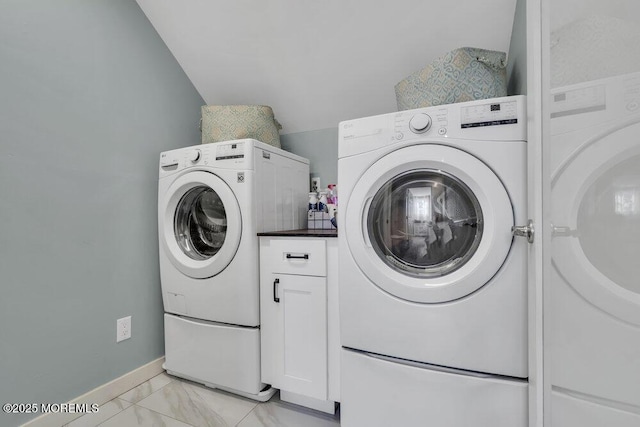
261, 273, 327, 400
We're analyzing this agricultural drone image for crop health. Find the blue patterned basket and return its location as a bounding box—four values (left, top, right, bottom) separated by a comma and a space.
201, 105, 282, 148
395, 47, 507, 110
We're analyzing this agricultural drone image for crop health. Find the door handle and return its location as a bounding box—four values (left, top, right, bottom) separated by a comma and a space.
551, 225, 579, 237
512, 219, 534, 244
273, 278, 280, 303
286, 253, 309, 260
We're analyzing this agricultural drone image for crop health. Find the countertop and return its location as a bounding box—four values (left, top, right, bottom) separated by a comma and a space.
257, 229, 338, 238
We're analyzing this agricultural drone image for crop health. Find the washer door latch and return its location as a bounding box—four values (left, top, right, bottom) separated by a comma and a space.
512, 219, 534, 244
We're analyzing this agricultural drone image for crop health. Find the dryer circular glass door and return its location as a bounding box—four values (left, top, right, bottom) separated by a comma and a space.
161, 170, 241, 279
551, 119, 640, 325
345, 144, 514, 303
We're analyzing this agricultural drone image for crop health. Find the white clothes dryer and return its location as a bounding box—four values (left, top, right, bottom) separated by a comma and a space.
338, 96, 529, 427
158, 139, 309, 400
549, 73, 640, 424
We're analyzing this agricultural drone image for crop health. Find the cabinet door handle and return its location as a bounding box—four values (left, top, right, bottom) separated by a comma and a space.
273, 278, 280, 303
286, 253, 309, 260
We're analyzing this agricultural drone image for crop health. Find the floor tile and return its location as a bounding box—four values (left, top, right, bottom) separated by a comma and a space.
97, 404, 192, 427
65, 398, 132, 427
118, 372, 174, 404
136, 380, 258, 427
237, 394, 340, 427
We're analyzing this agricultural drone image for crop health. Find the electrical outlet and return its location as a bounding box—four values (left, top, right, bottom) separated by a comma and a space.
311, 176, 321, 192
116, 316, 131, 343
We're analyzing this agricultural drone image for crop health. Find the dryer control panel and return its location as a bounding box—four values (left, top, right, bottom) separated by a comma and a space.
460, 100, 518, 128
338, 96, 527, 159
395, 108, 450, 139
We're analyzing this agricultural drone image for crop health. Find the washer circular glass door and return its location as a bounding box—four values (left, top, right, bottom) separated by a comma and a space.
367, 169, 483, 278
161, 171, 241, 279
551, 119, 640, 325
345, 144, 514, 303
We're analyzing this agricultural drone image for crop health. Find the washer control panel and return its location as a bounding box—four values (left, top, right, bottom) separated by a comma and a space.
188, 149, 201, 163
216, 141, 246, 160
394, 108, 450, 140
160, 140, 253, 175
339, 96, 526, 158
409, 113, 432, 134
460, 100, 518, 128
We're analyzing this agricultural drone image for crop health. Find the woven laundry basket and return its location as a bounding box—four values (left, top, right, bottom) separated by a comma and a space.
201, 105, 282, 148
395, 47, 508, 110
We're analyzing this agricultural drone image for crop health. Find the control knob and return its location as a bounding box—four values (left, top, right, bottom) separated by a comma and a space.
409, 113, 432, 134
188, 149, 201, 163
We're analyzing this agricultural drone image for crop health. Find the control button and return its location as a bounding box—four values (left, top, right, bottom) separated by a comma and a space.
409, 113, 432, 134
438, 127, 447, 135
188, 149, 201, 163
395, 132, 404, 140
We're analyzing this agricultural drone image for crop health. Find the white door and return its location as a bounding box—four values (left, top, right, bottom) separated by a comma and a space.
551, 120, 640, 325
344, 144, 514, 303
538, 0, 640, 424
546, 100, 640, 416
261, 273, 328, 400
160, 170, 242, 279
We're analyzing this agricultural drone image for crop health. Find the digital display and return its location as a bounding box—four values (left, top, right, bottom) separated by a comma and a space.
461, 100, 518, 128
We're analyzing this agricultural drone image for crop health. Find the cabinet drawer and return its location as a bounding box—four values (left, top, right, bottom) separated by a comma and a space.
264, 238, 326, 276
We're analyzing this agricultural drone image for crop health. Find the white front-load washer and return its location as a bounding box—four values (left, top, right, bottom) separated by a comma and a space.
549, 73, 640, 424
158, 139, 309, 400
338, 96, 529, 426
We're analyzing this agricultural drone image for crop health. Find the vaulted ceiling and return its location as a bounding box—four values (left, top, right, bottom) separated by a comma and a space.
136, 0, 517, 134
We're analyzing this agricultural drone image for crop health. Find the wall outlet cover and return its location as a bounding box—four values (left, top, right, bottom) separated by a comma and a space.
117, 316, 132, 343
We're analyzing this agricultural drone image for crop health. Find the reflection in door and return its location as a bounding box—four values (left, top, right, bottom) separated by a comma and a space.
544, 0, 640, 424
174, 186, 228, 261
367, 169, 483, 278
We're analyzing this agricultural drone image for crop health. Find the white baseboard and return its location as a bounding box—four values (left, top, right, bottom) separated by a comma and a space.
22, 357, 165, 427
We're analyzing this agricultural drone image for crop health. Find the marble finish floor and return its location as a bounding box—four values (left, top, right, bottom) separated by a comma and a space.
63, 373, 341, 427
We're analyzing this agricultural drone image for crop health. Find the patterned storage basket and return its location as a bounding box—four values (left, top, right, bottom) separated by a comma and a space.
395, 47, 507, 110
200, 105, 282, 148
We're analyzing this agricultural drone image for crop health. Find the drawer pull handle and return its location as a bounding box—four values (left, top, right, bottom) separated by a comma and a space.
286, 253, 309, 260
273, 278, 280, 303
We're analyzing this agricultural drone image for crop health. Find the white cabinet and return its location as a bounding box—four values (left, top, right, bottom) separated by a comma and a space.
259, 235, 339, 413
262, 274, 327, 398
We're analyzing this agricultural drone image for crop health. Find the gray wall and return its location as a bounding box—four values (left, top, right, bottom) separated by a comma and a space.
281, 128, 339, 191
507, 0, 527, 95
285, 0, 529, 191
0, 1, 204, 425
